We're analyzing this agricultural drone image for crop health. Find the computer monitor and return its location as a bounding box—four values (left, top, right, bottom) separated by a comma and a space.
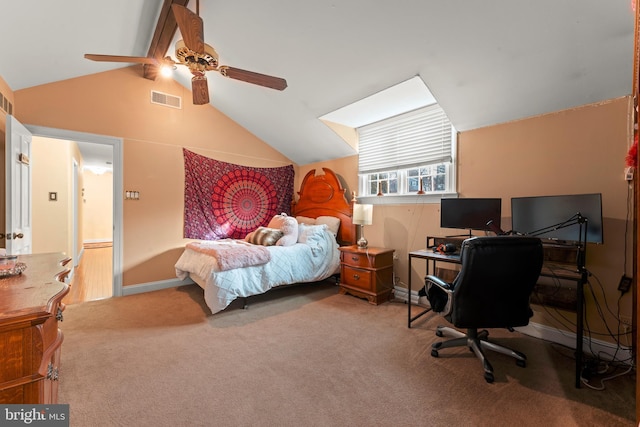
511, 193, 603, 244
440, 198, 502, 235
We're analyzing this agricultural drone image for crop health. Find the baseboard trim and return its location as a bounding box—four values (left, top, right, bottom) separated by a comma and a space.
393, 286, 421, 305
83, 239, 112, 244
393, 286, 633, 364
122, 277, 193, 296
514, 322, 633, 364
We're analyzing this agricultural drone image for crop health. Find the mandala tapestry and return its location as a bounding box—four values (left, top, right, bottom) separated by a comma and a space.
183, 148, 294, 240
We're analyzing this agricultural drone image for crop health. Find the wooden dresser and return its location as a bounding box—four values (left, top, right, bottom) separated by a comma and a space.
338, 245, 394, 305
0, 253, 71, 404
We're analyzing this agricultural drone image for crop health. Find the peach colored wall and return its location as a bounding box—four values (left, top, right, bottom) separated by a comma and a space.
305, 97, 633, 343
14, 66, 293, 286
32, 136, 70, 254
83, 170, 113, 242
31, 136, 84, 258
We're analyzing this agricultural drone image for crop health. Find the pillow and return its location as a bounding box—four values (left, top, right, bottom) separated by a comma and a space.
297, 223, 328, 244
245, 227, 283, 246
296, 215, 340, 237
316, 216, 340, 237
295, 216, 317, 225
268, 213, 299, 246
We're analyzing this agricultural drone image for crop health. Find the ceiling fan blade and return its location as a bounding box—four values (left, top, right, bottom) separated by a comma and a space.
171, 4, 205, 53
84, 54, 159, 65
191, 76, 210, 105
219, 67, 288, 91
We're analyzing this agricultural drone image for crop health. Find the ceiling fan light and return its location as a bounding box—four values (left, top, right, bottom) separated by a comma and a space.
160, 65, 174, 77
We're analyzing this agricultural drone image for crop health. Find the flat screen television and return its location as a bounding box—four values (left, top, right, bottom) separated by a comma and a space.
511, 193, 603, 244
440, 198, 502, 235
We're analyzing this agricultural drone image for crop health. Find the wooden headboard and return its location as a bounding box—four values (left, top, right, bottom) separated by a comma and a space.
291, 168, 355, 246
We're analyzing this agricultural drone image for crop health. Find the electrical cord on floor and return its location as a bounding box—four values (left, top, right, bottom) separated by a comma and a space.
580, 362, 634, 391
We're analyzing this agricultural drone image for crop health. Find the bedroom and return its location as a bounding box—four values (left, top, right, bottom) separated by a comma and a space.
0, 0, 637, 424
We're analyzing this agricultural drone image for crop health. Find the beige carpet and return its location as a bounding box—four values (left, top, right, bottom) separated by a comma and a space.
59, 282, 635, 427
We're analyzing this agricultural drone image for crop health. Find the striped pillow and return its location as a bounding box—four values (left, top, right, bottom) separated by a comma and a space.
245, 227, 284, 246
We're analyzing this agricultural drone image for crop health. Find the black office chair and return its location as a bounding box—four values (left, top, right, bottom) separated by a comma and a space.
425, 236, 543, 383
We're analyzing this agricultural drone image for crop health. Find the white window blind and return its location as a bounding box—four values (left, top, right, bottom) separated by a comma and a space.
358, 104, 453, 174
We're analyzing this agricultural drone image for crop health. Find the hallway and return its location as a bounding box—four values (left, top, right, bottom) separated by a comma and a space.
64, 242, 112, 305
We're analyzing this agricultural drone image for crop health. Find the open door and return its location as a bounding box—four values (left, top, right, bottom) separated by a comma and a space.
5, 115, 32, 254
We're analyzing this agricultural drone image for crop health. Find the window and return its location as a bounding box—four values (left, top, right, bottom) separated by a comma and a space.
357, 104, 456, 200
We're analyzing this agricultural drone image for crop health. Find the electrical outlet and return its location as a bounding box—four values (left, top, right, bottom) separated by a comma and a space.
625, 167, 635, 181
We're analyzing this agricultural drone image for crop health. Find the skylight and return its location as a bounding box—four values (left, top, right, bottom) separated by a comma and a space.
319, 76, 437, 128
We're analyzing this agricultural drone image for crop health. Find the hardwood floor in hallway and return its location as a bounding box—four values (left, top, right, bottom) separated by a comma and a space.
64, 243, 112, 305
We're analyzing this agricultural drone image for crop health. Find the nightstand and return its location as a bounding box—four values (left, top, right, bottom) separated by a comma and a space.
338, 245, 394, 305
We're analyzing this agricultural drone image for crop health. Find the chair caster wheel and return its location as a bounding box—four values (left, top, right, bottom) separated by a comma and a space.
435, 330, 444, 337
516, 359, 526, 368
431, 349, 439, 358
484, 372, 494, 383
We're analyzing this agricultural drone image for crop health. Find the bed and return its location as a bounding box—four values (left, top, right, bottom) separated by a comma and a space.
175, 168, 355, 314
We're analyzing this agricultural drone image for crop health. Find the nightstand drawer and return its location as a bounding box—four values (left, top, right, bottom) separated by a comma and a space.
341, 250, 393, 269
342, 265, 373, 291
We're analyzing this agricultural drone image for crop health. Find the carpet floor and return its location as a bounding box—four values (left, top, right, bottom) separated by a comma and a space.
58, 282, 635, 426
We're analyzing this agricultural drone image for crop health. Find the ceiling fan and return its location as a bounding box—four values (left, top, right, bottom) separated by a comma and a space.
84, 1, 287, 105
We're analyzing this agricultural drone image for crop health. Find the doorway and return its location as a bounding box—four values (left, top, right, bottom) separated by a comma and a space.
26, 124, 123, 299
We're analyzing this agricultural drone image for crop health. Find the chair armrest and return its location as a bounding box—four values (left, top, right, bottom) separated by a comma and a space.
424, 275, 453, 315
425, 275, 452, 291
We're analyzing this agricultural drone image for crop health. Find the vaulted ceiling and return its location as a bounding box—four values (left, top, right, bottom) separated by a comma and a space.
0, 1, 635, 165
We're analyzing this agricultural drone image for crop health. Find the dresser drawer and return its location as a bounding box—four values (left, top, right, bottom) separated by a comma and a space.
342, 265, 373, 292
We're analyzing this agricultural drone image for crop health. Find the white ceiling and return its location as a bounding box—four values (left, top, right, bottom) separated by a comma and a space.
0, 1, 636, 166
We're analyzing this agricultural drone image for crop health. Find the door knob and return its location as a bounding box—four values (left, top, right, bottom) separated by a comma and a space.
13, 233, 23, 239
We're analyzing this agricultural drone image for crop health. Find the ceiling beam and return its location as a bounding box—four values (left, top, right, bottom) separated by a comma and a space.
143, 0, 189, 80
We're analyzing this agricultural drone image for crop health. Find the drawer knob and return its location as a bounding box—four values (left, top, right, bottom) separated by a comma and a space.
351, 256, 360, 262
353, 274, 360, 280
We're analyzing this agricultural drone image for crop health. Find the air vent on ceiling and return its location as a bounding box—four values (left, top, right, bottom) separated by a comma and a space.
150, 90, 182, 109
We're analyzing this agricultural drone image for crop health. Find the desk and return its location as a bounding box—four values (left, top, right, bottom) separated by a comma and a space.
407, 241, 587, 389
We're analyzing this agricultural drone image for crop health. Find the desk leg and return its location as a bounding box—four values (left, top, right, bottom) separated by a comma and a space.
407, 254, 431, 328
407, 254, 412, 328
575, 270, 587, 388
